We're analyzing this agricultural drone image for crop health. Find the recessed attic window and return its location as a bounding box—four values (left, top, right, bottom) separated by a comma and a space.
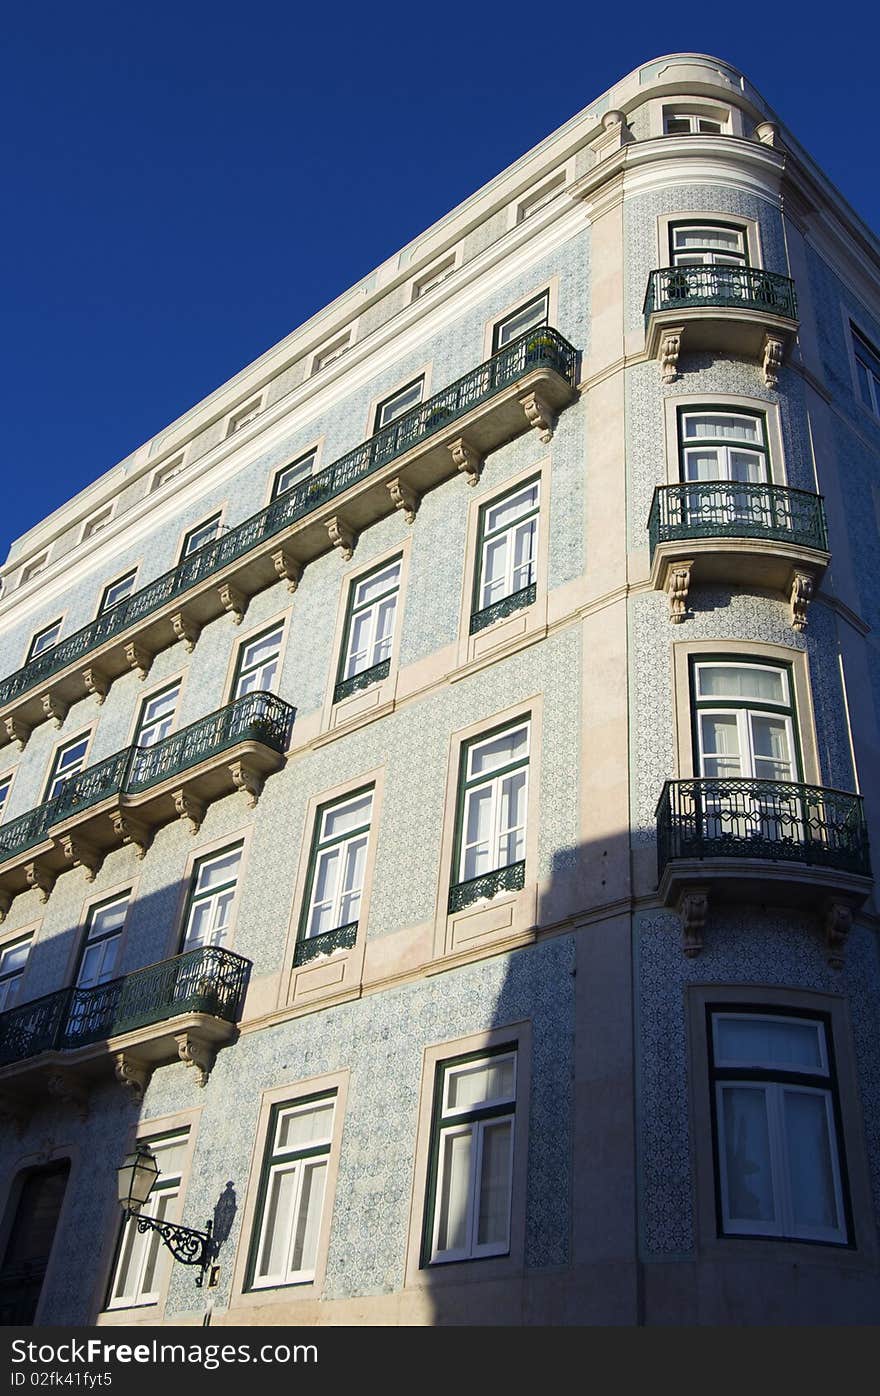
226, 397, 264, 436
150, 455, 186, 491
516, 173, 565, 224
663, 107, 728, 135
81, 505, 114, 541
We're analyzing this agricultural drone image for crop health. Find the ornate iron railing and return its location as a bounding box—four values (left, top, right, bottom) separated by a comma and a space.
648, 482, 828, 558
448, 860, 526, 913
1, 693, 294, 865
470, 582, 536, 635
0, 328, 578, 711
644, 266, 798, 324
293, 922, 358, 967
656, 779, 871, 880
0, 946, 250, 1067
333, 659, 390, 706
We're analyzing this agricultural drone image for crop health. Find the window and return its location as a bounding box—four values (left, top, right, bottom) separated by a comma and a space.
424, 1047, 517, 1264
106, 1132, 188, 1309
134, 683, 180, 749
471, 480, 539, 632
664, 110, 726, 135
678, 410, 768, 483
0, 774, 11, 820
412, 255, 456, 301
452, 719, 530, 900
150, 455, 186, 492
709, 1009, 848, 1244
311, 335, 350, 374
20, 555, 49, 586
81, 506, 114, 541
272, 450, 317, 499
247, 1093, 337, 1289
232, 626, 283, 698
669, 222, 747, 267
181, 846, 243, 951
297, 789, 373, 961
335, 558, 401, 701
491, 293, 549, 352
45, 734, 90, 801
374, 378, 424, 432
0, 934, 33, 1012
97, 570, 137, 615
0, 1161, 70, 1325
226, 398, 263, 436
692, 660, 797, 783
26, 619, 62, 662
852, 327, 880, 418
516, 173, 565, 224
67, 894, 129, 1038
179, 514, 221, 560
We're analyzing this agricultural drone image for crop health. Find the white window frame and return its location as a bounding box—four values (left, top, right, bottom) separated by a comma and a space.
300, 789, 374, 945
473, 479, 540, 619
0, 933, 33, 1012
180, 845, 243, 952
491, 293, 549, 353
515, 172, 565, 224
179, 513, 222, 561
852, 326, 880, 418
310, 332, 351, 376
337, 558, 402, 690
45, 733, 91, 801
74, 892, 129, 991
97, 570, 137, 615
0, 773, 12, 821
669, 222, 748, 267
134, 682, 181, 749
693, 661, 797, 782
232, 625, 284, 699
81, 505, 115, 542
105, 1132, 189, 1309
248, 1092, 337, 1289
20, 554, 49, 587
678, 409, 769, 483
410, 253, 458, 302
373, 377, 425, 432
455, 720, 530, 887
272, 450, 318, 499
26, 618, 62, 663
663, 108, 729, 136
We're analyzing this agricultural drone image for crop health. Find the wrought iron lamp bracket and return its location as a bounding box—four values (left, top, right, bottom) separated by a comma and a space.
131, 1212, 213, 1286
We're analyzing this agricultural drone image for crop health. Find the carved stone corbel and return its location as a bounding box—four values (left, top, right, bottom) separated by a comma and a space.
520, 392, 557, 444
40, 693, 68, 729
660, 328, 683, 384
82, 666, 110, 704
762, 333, 785, 389
789, 569, 815, 632
271, 549, 303, 594
325, 517, 356, 561
173, 790, 206, 834
0, 1095, 27, 1136
823, 900, 853, 970
171, 611, 201, 653
25, 862, 55, 902
228, 760, 264, 809
448, 437, 483, 487
755, 121, 781, 148
4, 716, 30, 751
386, 477, 420, 524
114, 1054, 151, 1101
218, 583, 247, 625
666, 562, 692, 623
46, 1070, 88, 1120
175, 1032, 216, 1088
59, 834, 103, 882
124, 642, 153, 680
109, 810, 152, 859
678, 887, 709, 958
0, 891, 11, 924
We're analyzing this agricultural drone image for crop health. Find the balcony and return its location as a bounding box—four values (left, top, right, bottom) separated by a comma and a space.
648, 482, 830, 626
0, 945, 249, 1105
0, 328, 579, 752
643, 267, 798, 385
656, 778, 872, 961
0, 691, 294, 916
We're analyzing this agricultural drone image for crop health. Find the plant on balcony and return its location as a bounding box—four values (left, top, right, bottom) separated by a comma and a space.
424, 402, 453, 429
525, 331, 556, 356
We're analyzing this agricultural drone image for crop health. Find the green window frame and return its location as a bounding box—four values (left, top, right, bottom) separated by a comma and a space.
179, 844, 243, 952
449, 717, 530, 912
245, 1091, 338, 1291
334, 556, 402, 703
294, 787, 374, 966
231, 624, 284, 700
44, 732, 90, 802
470, 478, 539, 633
105, 1130, 189, 1310
852, 326, 880, 417
422, 1044, 517, 1266
689, 656, 802, 782
26, 618, 62, 663
179, 513, 222, 562
0, 933, 33, 1012
677, 406, 771, 484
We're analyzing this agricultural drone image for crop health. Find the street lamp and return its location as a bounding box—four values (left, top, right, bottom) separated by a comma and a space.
117, 1144, 213, 1287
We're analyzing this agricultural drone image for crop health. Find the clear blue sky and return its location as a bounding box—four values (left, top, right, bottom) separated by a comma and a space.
2, 1, 877, 556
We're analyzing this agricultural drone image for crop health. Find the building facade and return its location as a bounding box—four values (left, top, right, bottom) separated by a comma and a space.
1, 52, 879, 1326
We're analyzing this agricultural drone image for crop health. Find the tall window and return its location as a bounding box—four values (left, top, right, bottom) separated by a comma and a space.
0, 1161, 70, 1325
0, 774, 11, 820
45, 734, 90, 801
0, 934, 33, 1012
709, 1009, 848, 1244
248, 1093, 337, 1289
232, 626, 283, 699
492, 293, 549, 352
692, 661, 797, 783
335, 559, 401, 701
27, 619, 62, 663
97, 571, 137, 615
106, 1133, 188, 1309
134, 683, 180, 748
424, 1047, 517, 1264
75, 893, 129, 991
374, 378, 424, 432
852, 327, 880, 418
181, 846, 243, 951
272, 450, 317, 499
179, 514, 221, 560
453, 720, 530, 895
297, 789, 373, 961
472, 480, 539, 632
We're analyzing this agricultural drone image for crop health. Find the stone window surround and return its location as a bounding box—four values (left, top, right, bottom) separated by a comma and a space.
262, 435, 326, 507
280, 765, 385, 1012
403, 1020, 532, 1290
407, 247, 462, 304
58, 874, 139, 991
481, 277, 560, 362
505, 159, 575, 233
164, 825, 255, 963
431, 696, 542, 960
662, 392, 788, 488
365, 362, 434, 440
223, 392, 267, 440
308, 328, 356, 379
685, 982, 877, 1264
124, 668, 189, 749
655, 211, 763, 273
94, 1106, 203, 1327
94, 565, 141, 620
652, 97, 745, 140
80, 503, 117, 544
455, 457, 551, 671
19, 552, 52, 590
227, 1068, 350, 1309
149, 452, 188, 494
671, 639, 821, 785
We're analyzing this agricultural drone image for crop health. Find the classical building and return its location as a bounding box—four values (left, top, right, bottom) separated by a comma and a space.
1, 52, 879, 1327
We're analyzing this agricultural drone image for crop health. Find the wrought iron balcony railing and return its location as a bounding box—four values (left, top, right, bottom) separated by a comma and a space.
0, 692, 294, 865
648, 482, 829, 559
0, 328, 578, 713
656, 778, 871, 881
448, 860, 526, 913
470, 582, 536, 635
333, 660, 390, 706
0, 945, 249, 1069
644, 266, 798, 324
